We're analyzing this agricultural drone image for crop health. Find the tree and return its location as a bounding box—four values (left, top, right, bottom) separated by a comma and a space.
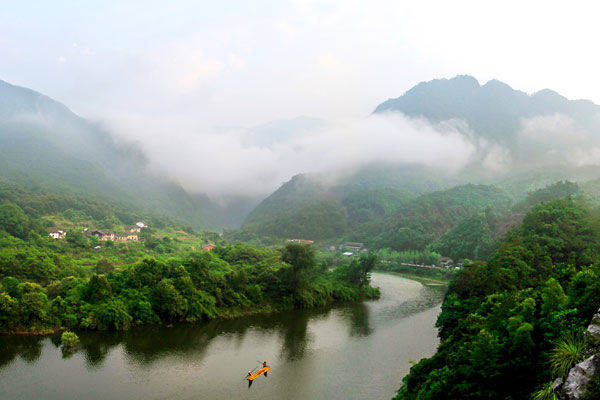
281, 243, 316, 301
0, 203, 30, 239
152, 279, 188, 321
65, 230, 87, 248
95, 259, 114, 275
84, 274, 112, 303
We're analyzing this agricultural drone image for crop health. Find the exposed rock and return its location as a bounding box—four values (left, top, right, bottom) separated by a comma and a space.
553, 377, 563, 391
562, 355, 599, 399
586, 311, 600, 347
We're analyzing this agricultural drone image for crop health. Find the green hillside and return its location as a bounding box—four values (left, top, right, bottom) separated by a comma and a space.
0, 79, 234, 229
395, 196, 600, 399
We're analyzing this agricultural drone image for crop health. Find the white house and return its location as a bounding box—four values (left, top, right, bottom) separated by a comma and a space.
48, 228, 66, 239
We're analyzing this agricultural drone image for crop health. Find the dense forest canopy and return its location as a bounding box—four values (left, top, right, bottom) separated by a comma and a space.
0, 186, 379, 333
395, 197, 600, 399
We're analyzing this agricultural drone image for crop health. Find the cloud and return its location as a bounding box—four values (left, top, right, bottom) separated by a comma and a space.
516, 113, 600, 166
107, 112, 476, 199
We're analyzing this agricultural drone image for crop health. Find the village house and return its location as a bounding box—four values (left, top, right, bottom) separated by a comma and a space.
439, 257, 454, 268
135, 221, 148, 228
114, 232, 140, 242
126, 225, 141, 233
201, 244, 215, 251
288, 239, 314, 244
340, 242, 365, 252
89, 229, 115, 242
47, 227, 66, 239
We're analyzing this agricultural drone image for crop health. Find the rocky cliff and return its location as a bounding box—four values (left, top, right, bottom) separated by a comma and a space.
557, 309, 600, 399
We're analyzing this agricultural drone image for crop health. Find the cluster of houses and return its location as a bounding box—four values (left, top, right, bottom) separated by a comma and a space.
48, 221, 148, 243
287, 238, 369, 256
338, 242, 368, 256
287, 239, 315, 244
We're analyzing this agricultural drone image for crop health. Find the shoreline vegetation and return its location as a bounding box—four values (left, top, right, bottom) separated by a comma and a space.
395, 197, 600, 399
0, 242, 379, 336
380, 271, 450, 286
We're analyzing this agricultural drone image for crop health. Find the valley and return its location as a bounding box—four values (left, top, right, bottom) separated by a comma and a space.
2, 74, 600, 399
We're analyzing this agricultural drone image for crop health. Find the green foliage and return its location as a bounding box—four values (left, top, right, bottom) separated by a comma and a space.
282, 243, 317, 303
0, 202, 32, 239
531, 382, 559, 400
95, 259, 114, 274
334, 254, 376, 287
375, 248, 442, 267
582, 374, 600, 400
244, 199, 348, 240
376, 184, 511, 250
60, 331, 79, 348
550, 333, 585, 378
65, 230, 87, 248
430, 209, 497, 261
0, 238, 378, 332
395, 197, 600, 400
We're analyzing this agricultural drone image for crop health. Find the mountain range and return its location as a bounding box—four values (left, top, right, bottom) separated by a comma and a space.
0, 79, 231, 229
4, 74, 600, 249
242, 75, 600, 249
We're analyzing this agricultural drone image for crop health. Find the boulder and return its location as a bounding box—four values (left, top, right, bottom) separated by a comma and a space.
562, 355, 599, 399
586, 310, 600, 347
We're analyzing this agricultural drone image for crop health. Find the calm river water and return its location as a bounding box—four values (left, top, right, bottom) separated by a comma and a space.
0, 273, 445, 400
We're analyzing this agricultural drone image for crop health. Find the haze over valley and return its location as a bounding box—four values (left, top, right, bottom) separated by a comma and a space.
3, 2, 600, 400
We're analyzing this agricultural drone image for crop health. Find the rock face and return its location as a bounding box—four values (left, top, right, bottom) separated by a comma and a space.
560, 307, 600, 399
561, 355, 599, 399
586, 311, 600, 347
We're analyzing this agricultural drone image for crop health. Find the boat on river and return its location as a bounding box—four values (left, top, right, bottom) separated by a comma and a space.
247, 366, 271, 381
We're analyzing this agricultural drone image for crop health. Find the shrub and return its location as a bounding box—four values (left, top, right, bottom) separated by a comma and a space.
61, 331, 79, 348
550, 333, 585, 378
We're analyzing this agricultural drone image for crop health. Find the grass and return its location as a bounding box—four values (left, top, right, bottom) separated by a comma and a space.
550, 332, 585, 378
531, 382, 559, 400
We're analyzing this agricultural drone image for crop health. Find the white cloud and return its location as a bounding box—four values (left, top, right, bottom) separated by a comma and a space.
108, 112, 476, 198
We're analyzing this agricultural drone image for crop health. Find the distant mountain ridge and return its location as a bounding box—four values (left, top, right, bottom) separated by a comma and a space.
374, 75, 600, 147
243, 75, 600, 243
0, 79, 230, 229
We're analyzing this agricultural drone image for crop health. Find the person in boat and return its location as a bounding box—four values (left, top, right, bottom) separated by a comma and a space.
262, 361, 268, 368
247, 370, 252, 378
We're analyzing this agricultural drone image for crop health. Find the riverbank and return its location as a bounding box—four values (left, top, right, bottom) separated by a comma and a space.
0, 245, 381, 335
0, 283, 380, 336
380, 271, 450, 286
0, 272, 443, 400
376, 263, 456, 281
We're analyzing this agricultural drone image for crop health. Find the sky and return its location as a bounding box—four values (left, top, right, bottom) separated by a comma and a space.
2, 0, 600, 197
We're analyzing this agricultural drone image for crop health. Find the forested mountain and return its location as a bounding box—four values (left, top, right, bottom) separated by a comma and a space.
430, 181, 582, 261
0, 79, 232, 229
242, 164, 448, 240
375, 74, 600, 148
243, 76, 600, 243
395, 196, 600, 399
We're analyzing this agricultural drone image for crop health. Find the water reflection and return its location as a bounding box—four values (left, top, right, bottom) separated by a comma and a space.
0, 335, 43, 368
348, 303, 372, 337
0, 274, 446, 371
0, 274, 447, 400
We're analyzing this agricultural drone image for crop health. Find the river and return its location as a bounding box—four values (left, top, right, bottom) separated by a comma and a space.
0, 272, 445, 400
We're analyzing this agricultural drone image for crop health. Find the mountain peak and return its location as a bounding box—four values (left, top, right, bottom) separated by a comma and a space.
373, 75, 600, 144
0, 78, 75, 120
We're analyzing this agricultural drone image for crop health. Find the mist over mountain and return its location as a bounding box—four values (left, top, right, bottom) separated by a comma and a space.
0, 79, 241, 229
243, 75, 600, 241
376, 75, 600, 169
5, 74, 600, 236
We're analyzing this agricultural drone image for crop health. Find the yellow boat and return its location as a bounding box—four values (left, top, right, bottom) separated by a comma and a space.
247, 366, 271, 381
